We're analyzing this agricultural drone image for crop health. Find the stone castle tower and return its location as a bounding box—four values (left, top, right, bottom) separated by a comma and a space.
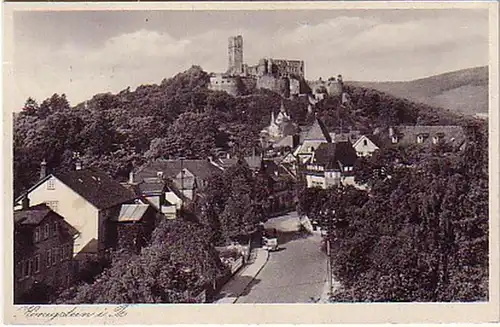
228, 35, 244, 75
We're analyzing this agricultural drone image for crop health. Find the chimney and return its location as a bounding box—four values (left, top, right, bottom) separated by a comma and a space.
129, 171, 134, 184
21, 196, 30, 210
40, 159, 47, 180
389, 127, 394, 137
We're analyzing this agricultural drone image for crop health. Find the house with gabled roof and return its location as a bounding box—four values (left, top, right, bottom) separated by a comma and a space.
293, 116, 332, 164
352, 134, 381, 157
304, 141, 358, 189
107, 203, 158, 254
14, 202, 78, 303
14, 165, 140, 259
124, 173, 186, 219
389, 125, 467, 150
132, 159, 223, 209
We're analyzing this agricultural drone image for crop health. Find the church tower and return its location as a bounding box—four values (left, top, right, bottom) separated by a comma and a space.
228, 35, 244, 75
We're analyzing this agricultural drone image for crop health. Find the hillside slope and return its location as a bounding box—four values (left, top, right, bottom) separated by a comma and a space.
349, 66, 488, 116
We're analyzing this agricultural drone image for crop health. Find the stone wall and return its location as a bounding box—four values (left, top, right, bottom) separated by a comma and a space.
209, 75, 239, 96
257, 75, 280, 93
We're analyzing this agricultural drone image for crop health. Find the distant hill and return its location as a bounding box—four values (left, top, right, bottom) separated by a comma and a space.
349, 66, 488, 116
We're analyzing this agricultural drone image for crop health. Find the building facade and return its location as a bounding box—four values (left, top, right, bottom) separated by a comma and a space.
303, 142, 358, 189
14, 166, 139, 259
14, 203, 77, 303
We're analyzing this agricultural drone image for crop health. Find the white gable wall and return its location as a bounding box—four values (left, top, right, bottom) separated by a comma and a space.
353, 136, 379, 157
18, 176, 99, 255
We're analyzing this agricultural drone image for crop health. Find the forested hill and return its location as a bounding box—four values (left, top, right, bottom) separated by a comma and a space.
350, 66, 488, 116
14, 65, 481, 197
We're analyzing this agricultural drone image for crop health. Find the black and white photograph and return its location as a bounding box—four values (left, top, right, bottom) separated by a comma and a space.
3, 1, 499, 324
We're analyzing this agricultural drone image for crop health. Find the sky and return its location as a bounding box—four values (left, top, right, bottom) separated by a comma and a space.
10, 9, 489, 111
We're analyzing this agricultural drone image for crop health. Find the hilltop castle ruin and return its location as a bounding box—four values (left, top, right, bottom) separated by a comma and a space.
209, 35, 344, 99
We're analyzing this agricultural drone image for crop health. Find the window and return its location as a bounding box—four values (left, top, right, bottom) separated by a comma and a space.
22, 261, 28, 278
34, 227, 40, 243
391, 136, 398, 144
363, 139, 368, 146
44, 224, 50, 239
47, 249, 52, 267
417, 136, 424, 144
51, 221, 58, 236
432, 136, 439, 144
53, 248, 59, 265
47, 179, 55, 190
46, 201, 58, 213
344, 167, 349, 172
34, 255, 40, 273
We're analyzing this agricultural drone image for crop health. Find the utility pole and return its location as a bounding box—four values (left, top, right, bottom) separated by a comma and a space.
326, 237, 332, 297
179, 156, 186, 206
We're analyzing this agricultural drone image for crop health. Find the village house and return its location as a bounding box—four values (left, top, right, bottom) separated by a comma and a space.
258, 160, 297, 215
293, 116, 332, 164
124, 172, 185, 219
303, 142, 358, 189
108, 203, 159, 254
352, 134, 381, 157
259, 101, 300, 149
133, 159, 224, 205
388, 125, 467, 150
14, 202, 78, 303
13, 163, 148, 262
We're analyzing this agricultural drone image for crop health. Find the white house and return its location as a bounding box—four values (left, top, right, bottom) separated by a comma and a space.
14, 165, 138, 257
352, 135, 380, 157
303, 142, 358, 189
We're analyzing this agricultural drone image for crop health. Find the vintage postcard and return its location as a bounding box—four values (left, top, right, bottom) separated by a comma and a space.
2, 1, 499, 325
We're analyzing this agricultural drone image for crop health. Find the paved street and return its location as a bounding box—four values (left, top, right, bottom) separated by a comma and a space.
236, 212, 328, 303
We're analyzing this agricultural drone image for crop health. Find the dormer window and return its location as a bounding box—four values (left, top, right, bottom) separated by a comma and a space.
391, 136, 398, 144
432, 136, 439, 144
417, 135, 424, 144
157, 171, 164, 179
363, 139, 368, 146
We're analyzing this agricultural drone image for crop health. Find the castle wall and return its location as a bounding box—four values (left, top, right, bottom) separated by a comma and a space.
269, 59, 304, 78
240, 77, 257, 93
209, 75, 239, 96
279, 77, 291, 98
257, 75, 280, 93
290, 78, 300, 96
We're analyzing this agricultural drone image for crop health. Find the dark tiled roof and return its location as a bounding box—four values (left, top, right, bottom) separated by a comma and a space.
261, 160, 295, 182
14, 204, 79, 236
14, 203, 51, 225
55, 167, 137, 210
392, 125, 466, 147
135, 159, 222, 183
330, 130, 362, 143
273, 135, 295, 149
313, 142, 358, 169
304, 118, 332, 142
